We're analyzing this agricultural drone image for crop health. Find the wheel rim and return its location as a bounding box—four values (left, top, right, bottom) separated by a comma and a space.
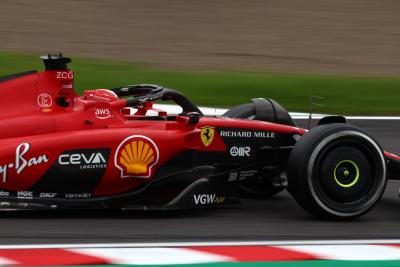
318, 145, 372, 204
307, 130, 386, 217
333, 160, 360, 188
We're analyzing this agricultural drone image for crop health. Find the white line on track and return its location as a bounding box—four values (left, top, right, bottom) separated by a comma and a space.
1, 240, 400, 249
69, 247, 233, 265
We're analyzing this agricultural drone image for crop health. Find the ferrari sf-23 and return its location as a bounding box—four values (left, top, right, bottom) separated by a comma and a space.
0, 54, 399, 220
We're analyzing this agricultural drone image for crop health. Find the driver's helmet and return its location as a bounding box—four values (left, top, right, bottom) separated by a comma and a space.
84, 89, 118, 102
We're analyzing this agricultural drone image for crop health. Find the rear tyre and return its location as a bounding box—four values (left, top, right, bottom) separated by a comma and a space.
287, 124, 386, 220
223, 100, 296, 126
223, 99, 294, 197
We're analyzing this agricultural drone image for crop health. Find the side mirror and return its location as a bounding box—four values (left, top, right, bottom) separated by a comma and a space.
187, 112, 200, 124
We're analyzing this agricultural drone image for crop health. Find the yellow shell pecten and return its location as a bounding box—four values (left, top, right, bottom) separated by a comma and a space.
119, 140, 155, 175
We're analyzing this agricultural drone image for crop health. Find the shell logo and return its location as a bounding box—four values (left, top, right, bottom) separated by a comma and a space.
114, 135, 159, 178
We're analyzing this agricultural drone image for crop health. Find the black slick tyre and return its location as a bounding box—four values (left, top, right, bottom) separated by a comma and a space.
287, 124, 386, 220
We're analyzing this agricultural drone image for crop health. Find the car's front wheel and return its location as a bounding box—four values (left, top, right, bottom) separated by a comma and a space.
287, 124, 387, 220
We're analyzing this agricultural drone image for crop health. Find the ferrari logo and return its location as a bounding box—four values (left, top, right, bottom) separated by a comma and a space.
201, 127, 215, 147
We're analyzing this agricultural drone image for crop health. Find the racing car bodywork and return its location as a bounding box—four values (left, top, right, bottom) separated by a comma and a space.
0, 54, 399, 219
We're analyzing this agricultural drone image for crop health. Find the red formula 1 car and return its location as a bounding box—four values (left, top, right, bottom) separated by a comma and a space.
0, 54, 399, 219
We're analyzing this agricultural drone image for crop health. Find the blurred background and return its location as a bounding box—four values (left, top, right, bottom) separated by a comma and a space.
1, 0, 400, 114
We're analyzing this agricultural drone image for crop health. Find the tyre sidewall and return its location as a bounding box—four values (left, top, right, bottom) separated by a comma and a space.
288, 124, 387, 219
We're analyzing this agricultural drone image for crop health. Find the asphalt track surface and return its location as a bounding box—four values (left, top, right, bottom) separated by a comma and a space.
0, 119, 399, 245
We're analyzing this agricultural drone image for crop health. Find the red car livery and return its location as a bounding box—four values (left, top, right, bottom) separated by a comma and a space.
0, 54, 399, 220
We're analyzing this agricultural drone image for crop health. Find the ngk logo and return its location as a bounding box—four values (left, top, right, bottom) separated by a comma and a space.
230, 146, 251, 157
17, 191, 33, 199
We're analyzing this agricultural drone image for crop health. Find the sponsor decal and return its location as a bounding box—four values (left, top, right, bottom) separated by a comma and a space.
0, 143, 49, 183
219, 130, 275, 139
115, 135, 159, 178
56, 71, 74, 79
193, 194, 226, 205
200, 127, 215, 147
137, 97, 149, 104
239, 169, 258, 180
17, 191, 33, 199
61, 83, 73, 89
58, 151, 107, 170
228, 172, 238, 182
41, 108, 52, 113
39, 192, 57, 198
230, 146, 251, 157
65, 193, 91, 199
0, 191, 9, 197
95, 108, 112, 119
31, 148, 109, 194
37, 93, 53, 108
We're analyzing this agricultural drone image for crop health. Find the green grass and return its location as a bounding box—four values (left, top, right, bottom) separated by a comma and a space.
1, 51, 400, 115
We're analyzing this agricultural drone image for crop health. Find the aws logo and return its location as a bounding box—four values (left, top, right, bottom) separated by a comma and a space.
114, 135, 159, 178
